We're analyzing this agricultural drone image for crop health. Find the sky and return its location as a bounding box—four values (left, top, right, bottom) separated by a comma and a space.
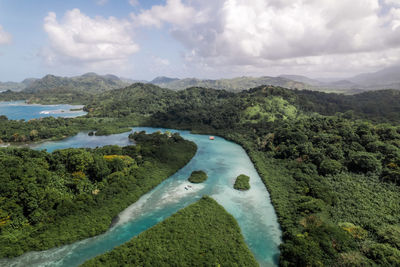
1, 0, 400, 82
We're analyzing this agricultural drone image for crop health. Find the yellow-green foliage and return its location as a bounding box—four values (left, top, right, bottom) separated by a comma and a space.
103, 155, 134, 166
243, 96, 297, 123
0, 199, 10, 227
339, 222, 368, 240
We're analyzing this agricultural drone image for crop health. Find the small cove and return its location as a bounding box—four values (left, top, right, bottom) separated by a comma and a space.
0, 101, 86, 120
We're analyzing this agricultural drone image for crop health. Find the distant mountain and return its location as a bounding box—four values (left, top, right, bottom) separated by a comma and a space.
151, 76, 179, 84
279, 74, 323, 87
2, 65, 399, 97
282, 66, 400, 91
21, 78, 38, 87
0, 77, 38, 92
347, 66, 400, 90
24, 73, 131, 94
120, 77, 148, 84
0, 73, 134, 104
150, 76, 314, 92
280, 74, 363, 93
0, 82, 26, 92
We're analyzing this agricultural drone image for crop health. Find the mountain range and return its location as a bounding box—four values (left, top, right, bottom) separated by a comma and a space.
1, 65, 400, 94
151, 65, 400, 93
149, 76, 314, 92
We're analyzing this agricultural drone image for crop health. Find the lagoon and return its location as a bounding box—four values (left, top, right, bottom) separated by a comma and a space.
0, 101, 86, 120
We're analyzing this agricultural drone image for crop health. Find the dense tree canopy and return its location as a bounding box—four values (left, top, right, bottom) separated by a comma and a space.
2, 83, 400, 265
82, 196, 258, 267
0, 131, 196, 258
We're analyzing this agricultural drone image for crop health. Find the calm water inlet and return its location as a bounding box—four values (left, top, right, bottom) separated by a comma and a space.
0, 101, 86, 120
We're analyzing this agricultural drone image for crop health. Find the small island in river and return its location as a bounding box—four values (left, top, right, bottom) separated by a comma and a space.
188, 170, 208, 183
234, 174, 250, 191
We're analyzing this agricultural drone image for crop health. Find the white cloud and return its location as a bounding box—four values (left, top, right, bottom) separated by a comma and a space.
132, 0, 400, 77
131, 0, 198, 28
129, 0, 139, 7
385, 0, 400, 7
0, 25, 11, 45
43, 9, 139, 71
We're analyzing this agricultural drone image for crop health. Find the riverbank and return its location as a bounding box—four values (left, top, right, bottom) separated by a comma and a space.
0, 132, 197, 258
0, 127, 281, 267
82, 196, 258, 267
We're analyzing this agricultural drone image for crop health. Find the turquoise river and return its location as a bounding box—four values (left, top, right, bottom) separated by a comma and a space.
1, 127, 282, 267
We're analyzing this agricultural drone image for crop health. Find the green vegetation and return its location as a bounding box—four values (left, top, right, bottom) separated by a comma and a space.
0, 131, 197, 258
82, 196, 258, 267
86, 84, 400, 125
234, 174, 250, 190
3, 81, 400, 265
0, 116, 147, 143
152, 76, 313, 92
82, 84, 400, 265
188, 170, 208, 183
0, 73, 131, 104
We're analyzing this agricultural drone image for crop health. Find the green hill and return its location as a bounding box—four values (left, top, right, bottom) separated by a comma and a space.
85, 84, 400, 266
0, 73, 131, 104
25, 73, 129, 94
151, 76, 314, 92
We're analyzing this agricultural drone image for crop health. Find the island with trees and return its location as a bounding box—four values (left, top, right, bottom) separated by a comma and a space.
234, 174, 250, 191
188, 170, 208, 183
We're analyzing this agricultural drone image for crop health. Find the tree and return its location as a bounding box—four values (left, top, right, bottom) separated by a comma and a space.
319, 159, 342, 176
348, 152, 381, 174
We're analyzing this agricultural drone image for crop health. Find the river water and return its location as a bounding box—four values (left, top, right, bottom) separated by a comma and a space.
2, 127, 282, 267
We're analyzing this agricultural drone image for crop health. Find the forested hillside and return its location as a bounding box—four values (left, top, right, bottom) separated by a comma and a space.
84, 84, 400, 266
0, 73, 131, 104
1, 81, 400, 265
0, 131, 197, 257
86, 83, 400, 124
151, 76, 313, 92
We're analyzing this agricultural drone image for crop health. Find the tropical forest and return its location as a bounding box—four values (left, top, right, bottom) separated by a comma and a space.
1, 1, 400, 267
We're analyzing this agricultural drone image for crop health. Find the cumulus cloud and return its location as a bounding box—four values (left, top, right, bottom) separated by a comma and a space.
131, 0, 199, 27
42, 9, 139, 71
0, 25, 11, 45
132, 0, 400, 77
